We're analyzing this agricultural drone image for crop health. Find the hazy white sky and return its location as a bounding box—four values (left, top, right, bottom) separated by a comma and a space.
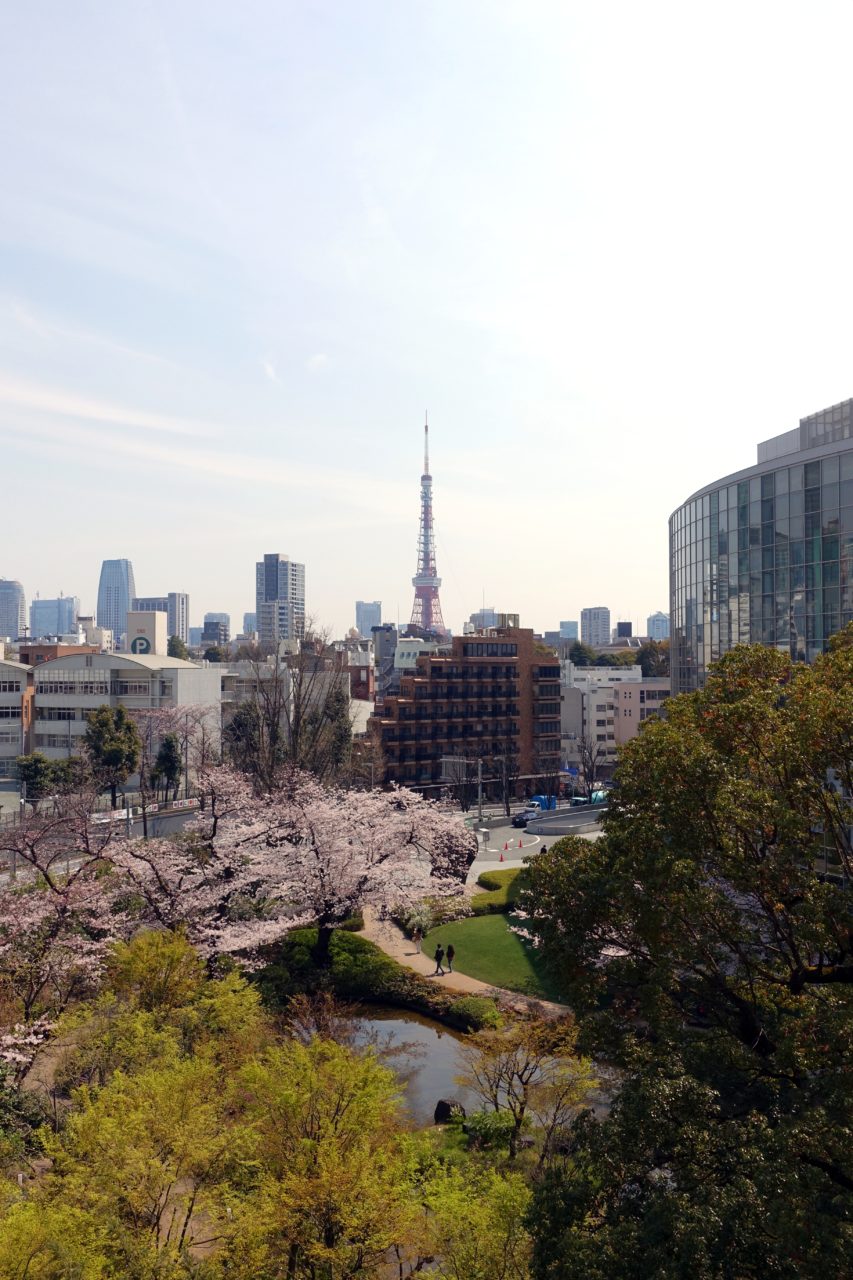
3, 1, 853, 636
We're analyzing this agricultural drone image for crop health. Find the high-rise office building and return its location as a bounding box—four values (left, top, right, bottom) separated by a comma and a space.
647, 611, 670, 641
256, 554, 305, 647
96, 560, 136, 646
581, 606, 611, 649
0, 580, 26, 640
132, 593, 190, 645
670, 397, 853, 692
615, 621, 633, 640
30, 595, 79, 638
355, 601, 381, 636
242, 612, 257, 636
468, 607, 499, 631
559, 620, 579, 640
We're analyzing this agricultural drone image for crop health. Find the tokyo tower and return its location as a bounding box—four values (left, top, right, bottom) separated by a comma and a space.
409, 416, 448, 636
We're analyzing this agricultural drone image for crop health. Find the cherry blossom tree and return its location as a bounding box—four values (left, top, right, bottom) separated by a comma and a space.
111, 765, 478, 964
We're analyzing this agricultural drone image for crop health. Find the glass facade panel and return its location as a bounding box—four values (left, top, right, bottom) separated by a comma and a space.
670, 423, 853, 692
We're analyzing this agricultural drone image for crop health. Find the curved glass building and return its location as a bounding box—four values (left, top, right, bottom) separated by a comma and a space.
96, 558, 136, 648
670, 399, 853, 694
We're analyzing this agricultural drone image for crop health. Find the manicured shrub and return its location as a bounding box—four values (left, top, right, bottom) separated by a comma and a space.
448, 996, 502, 1030
470, 868, 529, 915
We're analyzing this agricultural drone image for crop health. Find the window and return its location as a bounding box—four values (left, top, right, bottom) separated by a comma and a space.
0, 707, 20, 720
0, 680, 21, 692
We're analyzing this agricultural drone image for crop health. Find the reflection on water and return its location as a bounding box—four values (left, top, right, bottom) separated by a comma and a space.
353, 1007, 476, 1128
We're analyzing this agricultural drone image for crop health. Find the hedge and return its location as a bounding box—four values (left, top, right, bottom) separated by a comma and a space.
470, 867, 530, 915
256, 928, 502, 1033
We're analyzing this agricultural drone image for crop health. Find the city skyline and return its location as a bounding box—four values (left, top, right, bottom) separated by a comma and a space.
4, 5, 853, 636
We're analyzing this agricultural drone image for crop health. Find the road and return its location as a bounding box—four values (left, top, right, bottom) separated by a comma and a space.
467, 818, 602, 883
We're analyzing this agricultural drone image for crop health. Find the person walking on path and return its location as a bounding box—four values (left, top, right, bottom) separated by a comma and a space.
446, 944, 455, 973
433, 944, 445, 976
412, 926, 423, 954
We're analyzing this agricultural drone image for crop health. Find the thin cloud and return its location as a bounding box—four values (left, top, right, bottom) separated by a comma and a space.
307, 352, 329, 372
261, 360, 280, 383
0, 373, 221, 438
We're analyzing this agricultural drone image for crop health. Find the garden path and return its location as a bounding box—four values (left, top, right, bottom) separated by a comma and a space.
360, 907, 569, 1017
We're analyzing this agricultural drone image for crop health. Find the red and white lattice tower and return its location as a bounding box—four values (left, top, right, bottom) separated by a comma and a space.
409, 416, 448, 636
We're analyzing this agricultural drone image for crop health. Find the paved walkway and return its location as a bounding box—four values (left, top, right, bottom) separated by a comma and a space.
360, 906, 569, 1017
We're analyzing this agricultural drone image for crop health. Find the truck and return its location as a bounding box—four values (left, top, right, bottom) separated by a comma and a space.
511, 795, 558, 827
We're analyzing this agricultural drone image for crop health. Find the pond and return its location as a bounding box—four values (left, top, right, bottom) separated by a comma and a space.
353, 1006, 476, 1127
350, 1007, 618, 1130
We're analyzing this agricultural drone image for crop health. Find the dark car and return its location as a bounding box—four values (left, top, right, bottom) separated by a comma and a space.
511, 808, 537, 828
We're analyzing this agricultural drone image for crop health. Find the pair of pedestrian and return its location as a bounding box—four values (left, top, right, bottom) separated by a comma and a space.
433, 943, 455, 976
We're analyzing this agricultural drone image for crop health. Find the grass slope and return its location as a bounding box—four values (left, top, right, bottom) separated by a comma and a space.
423, 913, 566, 1003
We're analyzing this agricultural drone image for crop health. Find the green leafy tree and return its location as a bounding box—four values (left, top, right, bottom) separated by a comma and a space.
83, 705, 141, 809
567, 641, 597, 667
152, 732, 182, 801
523, 632, 853, 1277
167, 634, 188, 660
15, 752, 57, 803
203, 644, 228, 663
635, 637, 669, 677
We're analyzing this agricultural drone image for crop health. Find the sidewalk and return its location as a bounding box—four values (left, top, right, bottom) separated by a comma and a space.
360, 906, 568, 1017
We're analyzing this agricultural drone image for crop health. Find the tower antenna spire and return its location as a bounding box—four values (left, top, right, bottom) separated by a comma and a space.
409, 414, 447, 636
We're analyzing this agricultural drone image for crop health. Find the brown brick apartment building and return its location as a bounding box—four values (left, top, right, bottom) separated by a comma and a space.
368, 628, 561, 793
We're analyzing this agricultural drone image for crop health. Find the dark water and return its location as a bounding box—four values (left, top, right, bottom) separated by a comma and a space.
352, 1007, 476, 1127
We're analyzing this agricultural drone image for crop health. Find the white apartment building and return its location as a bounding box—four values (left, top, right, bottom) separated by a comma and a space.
561, 662, 669, 778
580, 606, 611, 649
0, 659, 30, 780
31, 654, 220, 762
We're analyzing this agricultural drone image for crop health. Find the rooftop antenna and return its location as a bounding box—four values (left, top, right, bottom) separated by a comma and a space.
424, 411, 429, 475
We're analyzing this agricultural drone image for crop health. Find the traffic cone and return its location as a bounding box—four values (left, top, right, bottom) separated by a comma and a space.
504, 841, 508, 850
499, 851, 504, 862
518, 838, 523, 848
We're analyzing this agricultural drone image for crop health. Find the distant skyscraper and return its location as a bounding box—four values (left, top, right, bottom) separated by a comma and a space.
0, 580, 26, 640
647, 610, 670, 641
204, 611, 231, 630
132, 593, 190, 644
409, 419, 447, 635
355, 601, 381, 637
243, 612, 257, 635
188, 627, 203, 648
97, 560, 136, 646
615, 621, 633, 640
256, 554, 306, 647
30, 596, 79, 637
559, 620, 578, 640
469, 607, 498, 631
581, 606, 611, 649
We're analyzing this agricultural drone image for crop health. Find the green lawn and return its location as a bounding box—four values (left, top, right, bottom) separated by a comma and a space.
423, 913, 566, 1003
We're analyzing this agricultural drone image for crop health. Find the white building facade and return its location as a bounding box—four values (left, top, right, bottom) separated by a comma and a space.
32, 654, 221, 762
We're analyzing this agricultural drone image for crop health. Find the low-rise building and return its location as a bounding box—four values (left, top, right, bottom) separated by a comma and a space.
0, 659, 32, 779
31, 654, 220, 763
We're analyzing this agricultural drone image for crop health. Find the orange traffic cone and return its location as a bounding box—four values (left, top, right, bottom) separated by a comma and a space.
499, 851, 504, 862
504, 841, 508, 850
518, 838, 523, 848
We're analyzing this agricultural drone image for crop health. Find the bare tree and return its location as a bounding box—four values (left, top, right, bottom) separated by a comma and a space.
491, 750, 521, 817
223, 623, 354, 790
577, 734, 607, 801
443, 753, 479, 812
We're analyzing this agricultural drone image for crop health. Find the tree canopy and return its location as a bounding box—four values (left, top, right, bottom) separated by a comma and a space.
83, 705, 141, 808
522, 630, 853, 1276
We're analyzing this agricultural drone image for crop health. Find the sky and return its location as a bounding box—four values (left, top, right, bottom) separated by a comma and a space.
3, 1, 853, 638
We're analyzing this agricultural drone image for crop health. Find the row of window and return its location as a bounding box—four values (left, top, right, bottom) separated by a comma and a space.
0, 681, 21, 692
0, 708, 21, 720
